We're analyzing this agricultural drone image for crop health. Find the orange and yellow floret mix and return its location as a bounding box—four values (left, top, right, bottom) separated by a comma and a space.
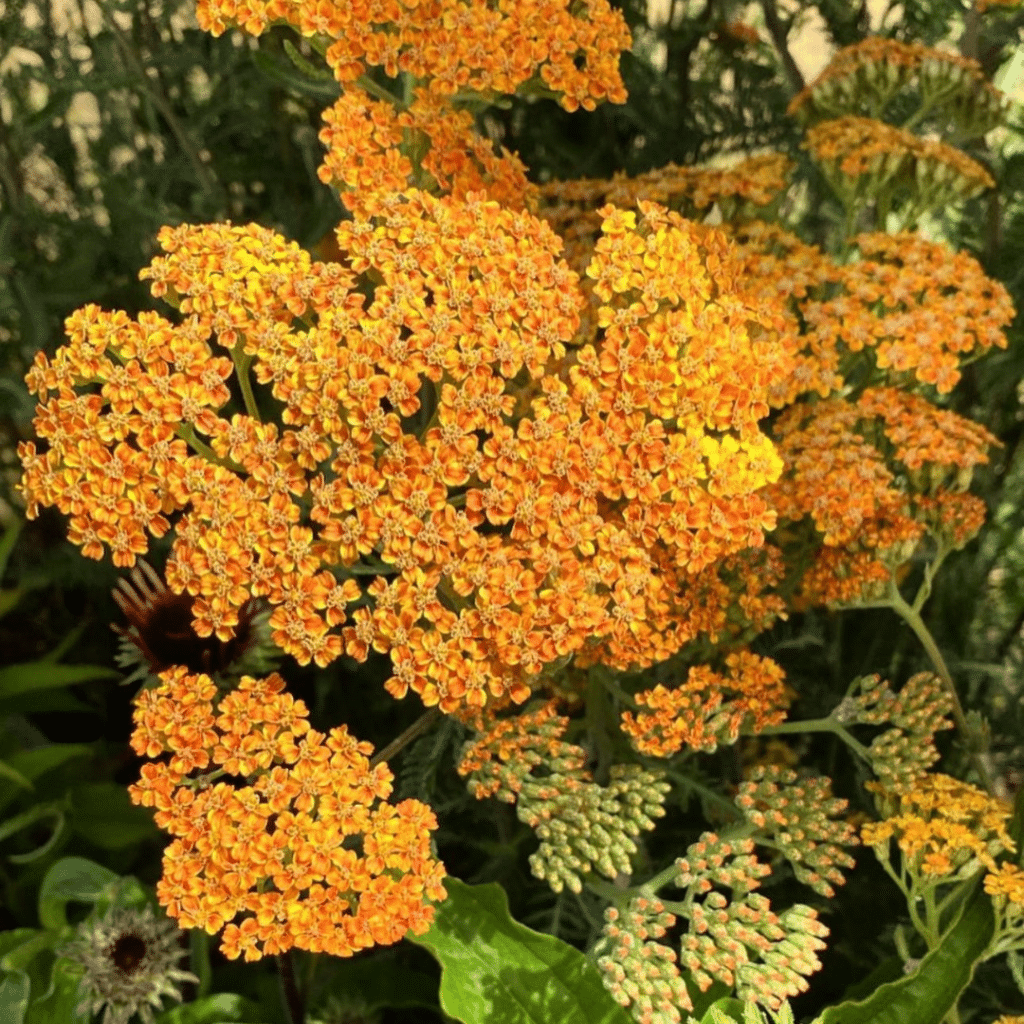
19, 197, 788, 716
129, 667, 445, 961
861, 773, 1014, 880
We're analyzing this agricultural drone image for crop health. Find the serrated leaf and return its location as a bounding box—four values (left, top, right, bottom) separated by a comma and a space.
37, 857, 120, 930
408, 878, 632, 1024
813, 887, 993, 1024
702, 999, 745, 1023
153, 992, 265, 1023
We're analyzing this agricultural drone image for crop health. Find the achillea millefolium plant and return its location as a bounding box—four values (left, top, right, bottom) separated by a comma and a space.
10, 2, 1024, 1023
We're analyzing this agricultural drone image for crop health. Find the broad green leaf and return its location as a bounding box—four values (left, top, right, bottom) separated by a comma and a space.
0, 662, 117, 701
153, 992, 265, 1023
2, 746, 91, 786
24, 957, 85, 1024
813, 888, 993, 1024
0, 970, 30, 1024
409, 878, 632, 1024
0, 931, 51, 973
38, 858, 120, 930
70, 783, 159, 850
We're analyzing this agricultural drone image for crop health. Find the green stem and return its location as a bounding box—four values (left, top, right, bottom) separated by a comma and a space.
356, 73, 404, 106
887, 586, 995, 795
370, 707, 442, 768
176, 424, 232, 468
276, 951, 304, 1024
586, 667, 615, 787
665, 770, 743, 821
232, 342, 261, 420
756, 716, 873, 764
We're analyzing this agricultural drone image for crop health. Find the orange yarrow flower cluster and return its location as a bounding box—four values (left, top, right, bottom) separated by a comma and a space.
621, 651, 790, 757
768, 387, 996, 607
196, 0, 630, 217
129, 668, 445, 961
20, 196, 788, 712
196, 0, 631, 113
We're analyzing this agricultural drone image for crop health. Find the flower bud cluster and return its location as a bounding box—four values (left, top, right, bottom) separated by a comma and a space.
788, 37, 1006, 137
525, 763, 671, 894
458, 702, 670, 893
734, 765, 858, 897
597, 897, 693, 1024
839, 673, 953, 792
804, 116, 994, 219
674, 834, 828, 1011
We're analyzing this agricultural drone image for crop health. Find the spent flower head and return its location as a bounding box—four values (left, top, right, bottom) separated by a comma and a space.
61, 904, 197, 1024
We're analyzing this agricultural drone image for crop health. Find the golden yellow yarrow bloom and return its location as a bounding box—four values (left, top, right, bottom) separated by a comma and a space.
985, 862, 1024, 906
862, 773, 1015, 880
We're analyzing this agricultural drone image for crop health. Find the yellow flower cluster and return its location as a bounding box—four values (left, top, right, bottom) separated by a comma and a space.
620, 651, 791, 757
985, 862, 1024, 907
538, 154, 794, 337
862, 773, 1014, 879
128, 668, 445, 961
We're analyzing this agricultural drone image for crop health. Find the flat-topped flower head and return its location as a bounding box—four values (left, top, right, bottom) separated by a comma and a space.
129, 668, 446, 961
862, 772, 1015, 880
195, 0, 631, 114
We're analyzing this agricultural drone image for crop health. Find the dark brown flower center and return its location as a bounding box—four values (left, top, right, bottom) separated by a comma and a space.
110, 933, 148, 974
